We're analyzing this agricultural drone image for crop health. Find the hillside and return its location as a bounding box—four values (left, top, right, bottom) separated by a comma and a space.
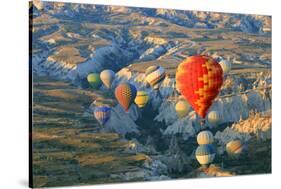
30, 2, 272, 187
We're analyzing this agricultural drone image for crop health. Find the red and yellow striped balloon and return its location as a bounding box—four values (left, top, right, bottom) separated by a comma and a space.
176, 55, 223, 118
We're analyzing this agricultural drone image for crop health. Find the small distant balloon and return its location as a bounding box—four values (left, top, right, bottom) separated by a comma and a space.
175, 100, 190, 118
145, 65, 166, 90
207, 111, 221, 127
195, 144, 216, 166
100, 69, 115, 89
115, 83, 137, 112
197, 130, 214, 145
226, 140, 244, 158
94, 106, 111, 126
87, 73, 102, 89
219, 59, 232, 74
134, 91, 149, 108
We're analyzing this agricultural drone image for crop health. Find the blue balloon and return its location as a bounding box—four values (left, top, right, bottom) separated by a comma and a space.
195, 144, 216, 165
94, 106, 111, 125
195, 144, 214, 156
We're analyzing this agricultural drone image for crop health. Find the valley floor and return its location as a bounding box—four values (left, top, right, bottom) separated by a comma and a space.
31, 75, 271, 187
31, 75, 151, 187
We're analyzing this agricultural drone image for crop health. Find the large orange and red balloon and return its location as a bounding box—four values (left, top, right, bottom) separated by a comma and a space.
176, 55, 223, 118
115, 83, 137, 112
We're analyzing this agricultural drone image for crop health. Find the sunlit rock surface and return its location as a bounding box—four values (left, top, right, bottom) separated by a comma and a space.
30, 2, 271, 187
89, 103, 140, 135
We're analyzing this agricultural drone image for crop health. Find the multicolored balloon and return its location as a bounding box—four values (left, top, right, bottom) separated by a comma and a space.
100, 69, 115, 89
145, 66, 166, 90
207, 111, 221, 127
115, 83, 137, 112
176, 55, 223, 118
87, 73, 102, 89
134, 91, 149, 108
197, 130, 214, 145
195, 144, 216, 166
94, 106, 111, 126
226, 140, 244, 158
175, 100, 190, 118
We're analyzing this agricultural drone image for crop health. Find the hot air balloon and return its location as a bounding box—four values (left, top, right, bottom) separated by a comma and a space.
145, 66, 166, 90
134, 91, 149, 108
100, 69, 115, 89
226, 140, 244, 158
175, 100, 190, 118
115, 83, 137, 112
207, 111, 221, 127
94, 106, 111, 126
197, 130, 214, 145
219, 59, 232, 74
195, 144, 216, 166
87, 73, 102, 89
176, 55, 223, 118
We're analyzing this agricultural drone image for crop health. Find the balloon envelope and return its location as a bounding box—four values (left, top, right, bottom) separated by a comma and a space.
134, 91, 149, 108
176, 55, 223, 118
219, 59, 232, 74
87, 73, 102, 89
115, 83, 137, 112
226, 140, 244, 157
94, 106, 111, 125
100, 69, 115, 89
145, 66, 166, 90
195, 144, 216, 165
197, 130, 214, 145
175, 100, 190, 118
207, 111, 221, 126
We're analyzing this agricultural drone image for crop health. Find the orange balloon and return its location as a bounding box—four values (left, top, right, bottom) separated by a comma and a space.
176, 55, 223, 118
115, 83, 137, 112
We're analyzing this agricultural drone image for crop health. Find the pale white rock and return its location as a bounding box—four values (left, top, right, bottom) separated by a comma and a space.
68, 45, 123, 81
90, 103, 140, 135
215, 127, 251, 145
163, 112, 201, 140
139, 45, 167, 61
154, 101, 178, 125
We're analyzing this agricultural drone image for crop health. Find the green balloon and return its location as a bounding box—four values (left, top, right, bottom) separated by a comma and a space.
87, 73, 102, 89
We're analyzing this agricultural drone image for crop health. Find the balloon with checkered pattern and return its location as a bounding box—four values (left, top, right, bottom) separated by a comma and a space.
115, 83, 137, 112
175, 55, 223, 118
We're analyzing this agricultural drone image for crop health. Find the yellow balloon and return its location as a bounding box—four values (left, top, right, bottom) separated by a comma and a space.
197, 130, 214, 145
207, 111, 221, 126
175, 100, 190, 118
134, 91, 149, 108
226, 140, 244, 158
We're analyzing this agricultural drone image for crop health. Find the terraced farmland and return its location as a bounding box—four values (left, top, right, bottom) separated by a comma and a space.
31, 76, 150, 187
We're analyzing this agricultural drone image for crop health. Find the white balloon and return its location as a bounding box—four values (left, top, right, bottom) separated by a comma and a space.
207, 111, 221, 127
219, 59, 232, 74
